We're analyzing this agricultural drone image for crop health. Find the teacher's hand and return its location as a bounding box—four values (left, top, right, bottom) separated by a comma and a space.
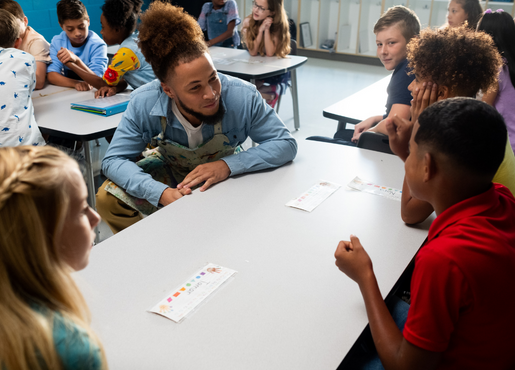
178, 160, 231, 192
159, 187, 191, 207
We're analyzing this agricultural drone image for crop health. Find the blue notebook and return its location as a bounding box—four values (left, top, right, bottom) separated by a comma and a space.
71, 94, 131, 116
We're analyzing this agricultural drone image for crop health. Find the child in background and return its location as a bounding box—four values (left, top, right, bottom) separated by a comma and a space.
446, 0, 482, 29
0, 146, 106, 370
477, 9, 515, 153
336, 98, 515, 370
241, 0, 290, 106
64, 0, 155, 98
385, 25, 515, 225
0, 0, 51, 90
47, 0, 108, 91
198, 0, 241, 48
351, 6, 420, 143
0, 10, 45, 147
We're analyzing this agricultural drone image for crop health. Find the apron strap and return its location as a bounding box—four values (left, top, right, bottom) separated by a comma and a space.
159, 116, 168, 136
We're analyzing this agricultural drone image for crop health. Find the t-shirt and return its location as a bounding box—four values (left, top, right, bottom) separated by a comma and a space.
495, 64, 515, 153
32, 304, 103, 370
403, 183, 515, 369
19, 26, 51, 64
48, 30, 107, 78
0, 48, 45, 147
384, 58, 414, 119
198, 1, 241, 45
102, 33, 155, 89
171, 99, 204, 149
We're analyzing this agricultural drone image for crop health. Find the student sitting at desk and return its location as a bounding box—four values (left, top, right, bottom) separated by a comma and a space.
198, 0, 241, 48
96, 2, 297, 234
0, 0, 51, 90
0, 10, 45, 147
350, 6, 420, 144
0, 146, 106, 370
386, 25, 515, 225
69, 0, 155, 98
335, 98, 515, 370
47, 0, 108, 91
445, 0, 483, 29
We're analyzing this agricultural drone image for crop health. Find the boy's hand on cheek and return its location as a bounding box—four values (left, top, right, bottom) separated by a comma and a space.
57, 47, 78, 64
410, 82, 438, 124
334, 235, 374, 286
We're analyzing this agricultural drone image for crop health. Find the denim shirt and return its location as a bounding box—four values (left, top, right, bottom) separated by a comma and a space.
102, 73, 297, 206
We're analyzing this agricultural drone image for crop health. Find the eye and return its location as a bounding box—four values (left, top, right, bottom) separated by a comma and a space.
190, 85, 200, 91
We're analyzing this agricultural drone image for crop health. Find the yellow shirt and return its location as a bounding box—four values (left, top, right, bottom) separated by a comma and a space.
102, 47, 140, 86
493, 139, 515, 195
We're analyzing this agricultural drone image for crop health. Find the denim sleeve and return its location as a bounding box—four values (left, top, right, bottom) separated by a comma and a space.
101, 97, 168, 207
198, 4, 209, 30
47, 38, 64, 74
221, 87, 297, 175
226, 1, 241, 26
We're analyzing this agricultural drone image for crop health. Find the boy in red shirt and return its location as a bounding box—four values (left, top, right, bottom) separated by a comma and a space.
335, 98, 515, 369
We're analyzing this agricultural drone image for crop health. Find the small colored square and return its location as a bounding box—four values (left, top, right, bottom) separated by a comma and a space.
180, 287, 186, 291
173, 292, 180, 297
200, 272, 206, 275
167, 297, 172, 302
196, 276, 201, 279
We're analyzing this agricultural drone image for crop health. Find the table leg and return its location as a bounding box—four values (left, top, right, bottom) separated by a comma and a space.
83, 141, 100, 243
291, 69, 300, 131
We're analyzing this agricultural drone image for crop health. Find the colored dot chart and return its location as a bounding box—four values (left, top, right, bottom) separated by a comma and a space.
149, 263, 237, 323
347, 176, 402, 201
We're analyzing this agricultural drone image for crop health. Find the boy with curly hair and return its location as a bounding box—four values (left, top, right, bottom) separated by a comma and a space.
47, 0, 108, 91
336, 98, 515, 370
386, 25, 515, 224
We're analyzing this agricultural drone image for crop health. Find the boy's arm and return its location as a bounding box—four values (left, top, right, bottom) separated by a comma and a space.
47, 71, 90, 90
207, 20, 236, 46
352, 115, 383, 143
35, 62, 47, 90
368, 103, 411, 135
334, 236, 441, 370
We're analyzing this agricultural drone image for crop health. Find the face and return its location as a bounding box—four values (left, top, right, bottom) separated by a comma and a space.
447, 0, 467, 27
404, 121, 427, 201
61, 18, 90, 47
375, 25, 407, 71
59, 166, 100, 271
162, 53, 223, 126
407, 74, 430, 95
252, 0, 273, 21
100, 13, 118, 46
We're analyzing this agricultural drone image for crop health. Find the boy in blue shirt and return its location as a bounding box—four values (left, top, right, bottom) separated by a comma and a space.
349, 6, 420, 143
47, 0, 107, 91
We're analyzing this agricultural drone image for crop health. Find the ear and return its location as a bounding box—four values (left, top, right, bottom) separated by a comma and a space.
161, 82, 176, 100
423, 152, 436, 182
13, 37, 23, 49
437, 86, 449, 101
23, 16, 28, 26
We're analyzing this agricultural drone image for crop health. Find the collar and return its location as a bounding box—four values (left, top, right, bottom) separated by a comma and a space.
394, 58, 409, 74
427, 183, 501, 242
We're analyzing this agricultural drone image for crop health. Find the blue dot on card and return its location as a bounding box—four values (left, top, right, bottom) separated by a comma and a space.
196, 276, 200, 279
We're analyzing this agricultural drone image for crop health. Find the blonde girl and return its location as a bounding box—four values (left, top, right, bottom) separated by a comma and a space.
0, 146, 106, 370
241, 0, 290, 105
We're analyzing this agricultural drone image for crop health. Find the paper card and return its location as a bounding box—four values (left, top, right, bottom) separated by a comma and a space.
347, 176, 402, 201
149, 263, 237, 323
286, 180, 341, 212
211, 57, 236, 65
231, 58, 263, 64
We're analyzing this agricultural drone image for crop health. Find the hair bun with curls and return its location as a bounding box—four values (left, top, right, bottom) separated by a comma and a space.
138, 1, 207, 82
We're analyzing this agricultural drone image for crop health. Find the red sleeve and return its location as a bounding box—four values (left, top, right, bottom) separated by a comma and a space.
403, 243, 472, 352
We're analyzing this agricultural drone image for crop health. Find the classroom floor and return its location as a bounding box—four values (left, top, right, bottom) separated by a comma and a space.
93, 57, 389, 242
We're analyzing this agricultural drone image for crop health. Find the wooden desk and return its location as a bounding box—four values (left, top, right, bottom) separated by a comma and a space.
209, 46, 307, 131
32, 85, 130, 210
323, 74, 391, 132
76, 140, 431, 369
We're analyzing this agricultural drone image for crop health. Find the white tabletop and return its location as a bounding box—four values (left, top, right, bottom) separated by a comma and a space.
323, 74, 391, 124
76, 140, 431, 370
209, 46, 307, 80
32, 85, 129, 141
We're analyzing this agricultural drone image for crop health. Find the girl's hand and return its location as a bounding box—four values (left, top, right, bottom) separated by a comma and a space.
259, 17, 273, 32
95, 86, 117, 98
410, 82, 438, 124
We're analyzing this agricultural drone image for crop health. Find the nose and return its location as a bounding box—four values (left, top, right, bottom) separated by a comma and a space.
408, 80, 415, 92
203, 85, 216, 99
89, 208, 101, 229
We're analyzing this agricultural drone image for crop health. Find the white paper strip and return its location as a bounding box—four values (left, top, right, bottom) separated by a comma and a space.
286, 180, 341, 212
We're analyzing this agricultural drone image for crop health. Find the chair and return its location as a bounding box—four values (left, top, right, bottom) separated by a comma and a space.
356, 132, 394, 155
275, 39, 297, 114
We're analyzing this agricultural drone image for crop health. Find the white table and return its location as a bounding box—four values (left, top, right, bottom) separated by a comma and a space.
76, 140, 431, 370
209, 46, 307, 131
32, 85, 130, 209
323, 74, 391, 132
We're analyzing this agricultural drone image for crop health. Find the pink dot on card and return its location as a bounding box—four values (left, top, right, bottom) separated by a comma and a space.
167, 298, 172, 302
